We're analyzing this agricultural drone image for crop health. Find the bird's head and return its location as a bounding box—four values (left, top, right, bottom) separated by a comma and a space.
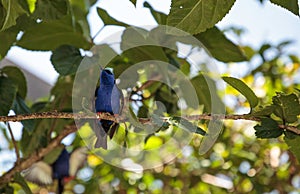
100, 68, 115, 85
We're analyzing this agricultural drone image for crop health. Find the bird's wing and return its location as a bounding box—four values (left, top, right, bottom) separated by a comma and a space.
22, 161, 53, 185
112, 84, 123, 115
94, 122, 108, 149
69, 147, 88, 176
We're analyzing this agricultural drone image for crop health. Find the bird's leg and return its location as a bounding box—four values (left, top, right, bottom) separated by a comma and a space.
63, 176, 75, 184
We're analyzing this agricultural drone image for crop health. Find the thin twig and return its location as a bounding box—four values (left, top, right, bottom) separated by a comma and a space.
6, 122, 20, 164
92, 26, 105, 41
0, 125, 77, 186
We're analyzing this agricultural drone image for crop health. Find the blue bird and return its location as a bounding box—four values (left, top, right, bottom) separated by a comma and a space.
23, 147, 87, 194
94, 68, 122, 149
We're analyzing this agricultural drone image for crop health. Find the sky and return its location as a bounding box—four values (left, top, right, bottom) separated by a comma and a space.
5, 0, 300, 86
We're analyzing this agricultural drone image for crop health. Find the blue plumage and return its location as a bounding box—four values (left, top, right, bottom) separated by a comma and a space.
94, 69, 122, 149
52, 149, 70, 180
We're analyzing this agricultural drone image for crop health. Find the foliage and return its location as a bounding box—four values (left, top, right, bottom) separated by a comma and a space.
0, 0, 300, 193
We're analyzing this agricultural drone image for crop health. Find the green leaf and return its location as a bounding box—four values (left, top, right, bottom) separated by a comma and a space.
251, 105, 276, 116
70, 0, 97, 12
32, 0, 68, 20
12, 95, 35, 133
242, 45, 256, 60
1, 66, 27, 98
190, 74, 224, 113
137, 105, 149, 118
50, 45, 83, 75
254, 117, 283, 138
20, 120, 48, 157
17, 16, 91, 51
0, 185, 14, 194
122, 46, 169, 63
167, 0, 236, 34
172, 116, 206, 135
43, 145, 64, 164
284, 134, 300, 163
270, 0, 299, 16
13, 172, 32, 194
144, 2, 167, 25
0, 0, 28, 31
130, 0, 137, 6
31, 101, 47, 112
121, 27, 168, 63
272, 93, 300, 123
223, 76, 259, 109
258, 43, 271, 56
0, 77, 17, 116
70, 5, 91, 41
195, 26, 247, 62
97, 7, 129, 27
0, 28, 18, 59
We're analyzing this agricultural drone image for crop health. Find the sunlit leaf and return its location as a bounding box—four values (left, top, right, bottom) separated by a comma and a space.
272, 93, 300, 123
223, 76, 259, 110
254, 117, 283, 138
167, 0, 236, 34
144, 135, 163, 149
172, 116, 206, 135
242, 45, 256, 60
190, 74, 224, 113
284, 133, 300, 163
121, 27, 168, 63
195, 26, 247, 62
17, 16, 91, 50
251, 105, 275, 116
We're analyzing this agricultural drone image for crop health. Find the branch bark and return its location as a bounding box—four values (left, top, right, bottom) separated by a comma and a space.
7, 123, 20, 164
0, 111, 116, 122
0, 125, 77, 186
0, 111, 299, 134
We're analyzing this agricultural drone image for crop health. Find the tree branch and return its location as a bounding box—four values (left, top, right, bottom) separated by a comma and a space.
0, 111, 299, 134
0, 125, 77, 186
7, 122, 20, 164
0, 111, 116, 122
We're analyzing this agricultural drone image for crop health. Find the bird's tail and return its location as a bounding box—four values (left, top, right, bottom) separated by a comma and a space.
94, 122, 108, 149
58, 179, 64, 194
95, 133, 107, 149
